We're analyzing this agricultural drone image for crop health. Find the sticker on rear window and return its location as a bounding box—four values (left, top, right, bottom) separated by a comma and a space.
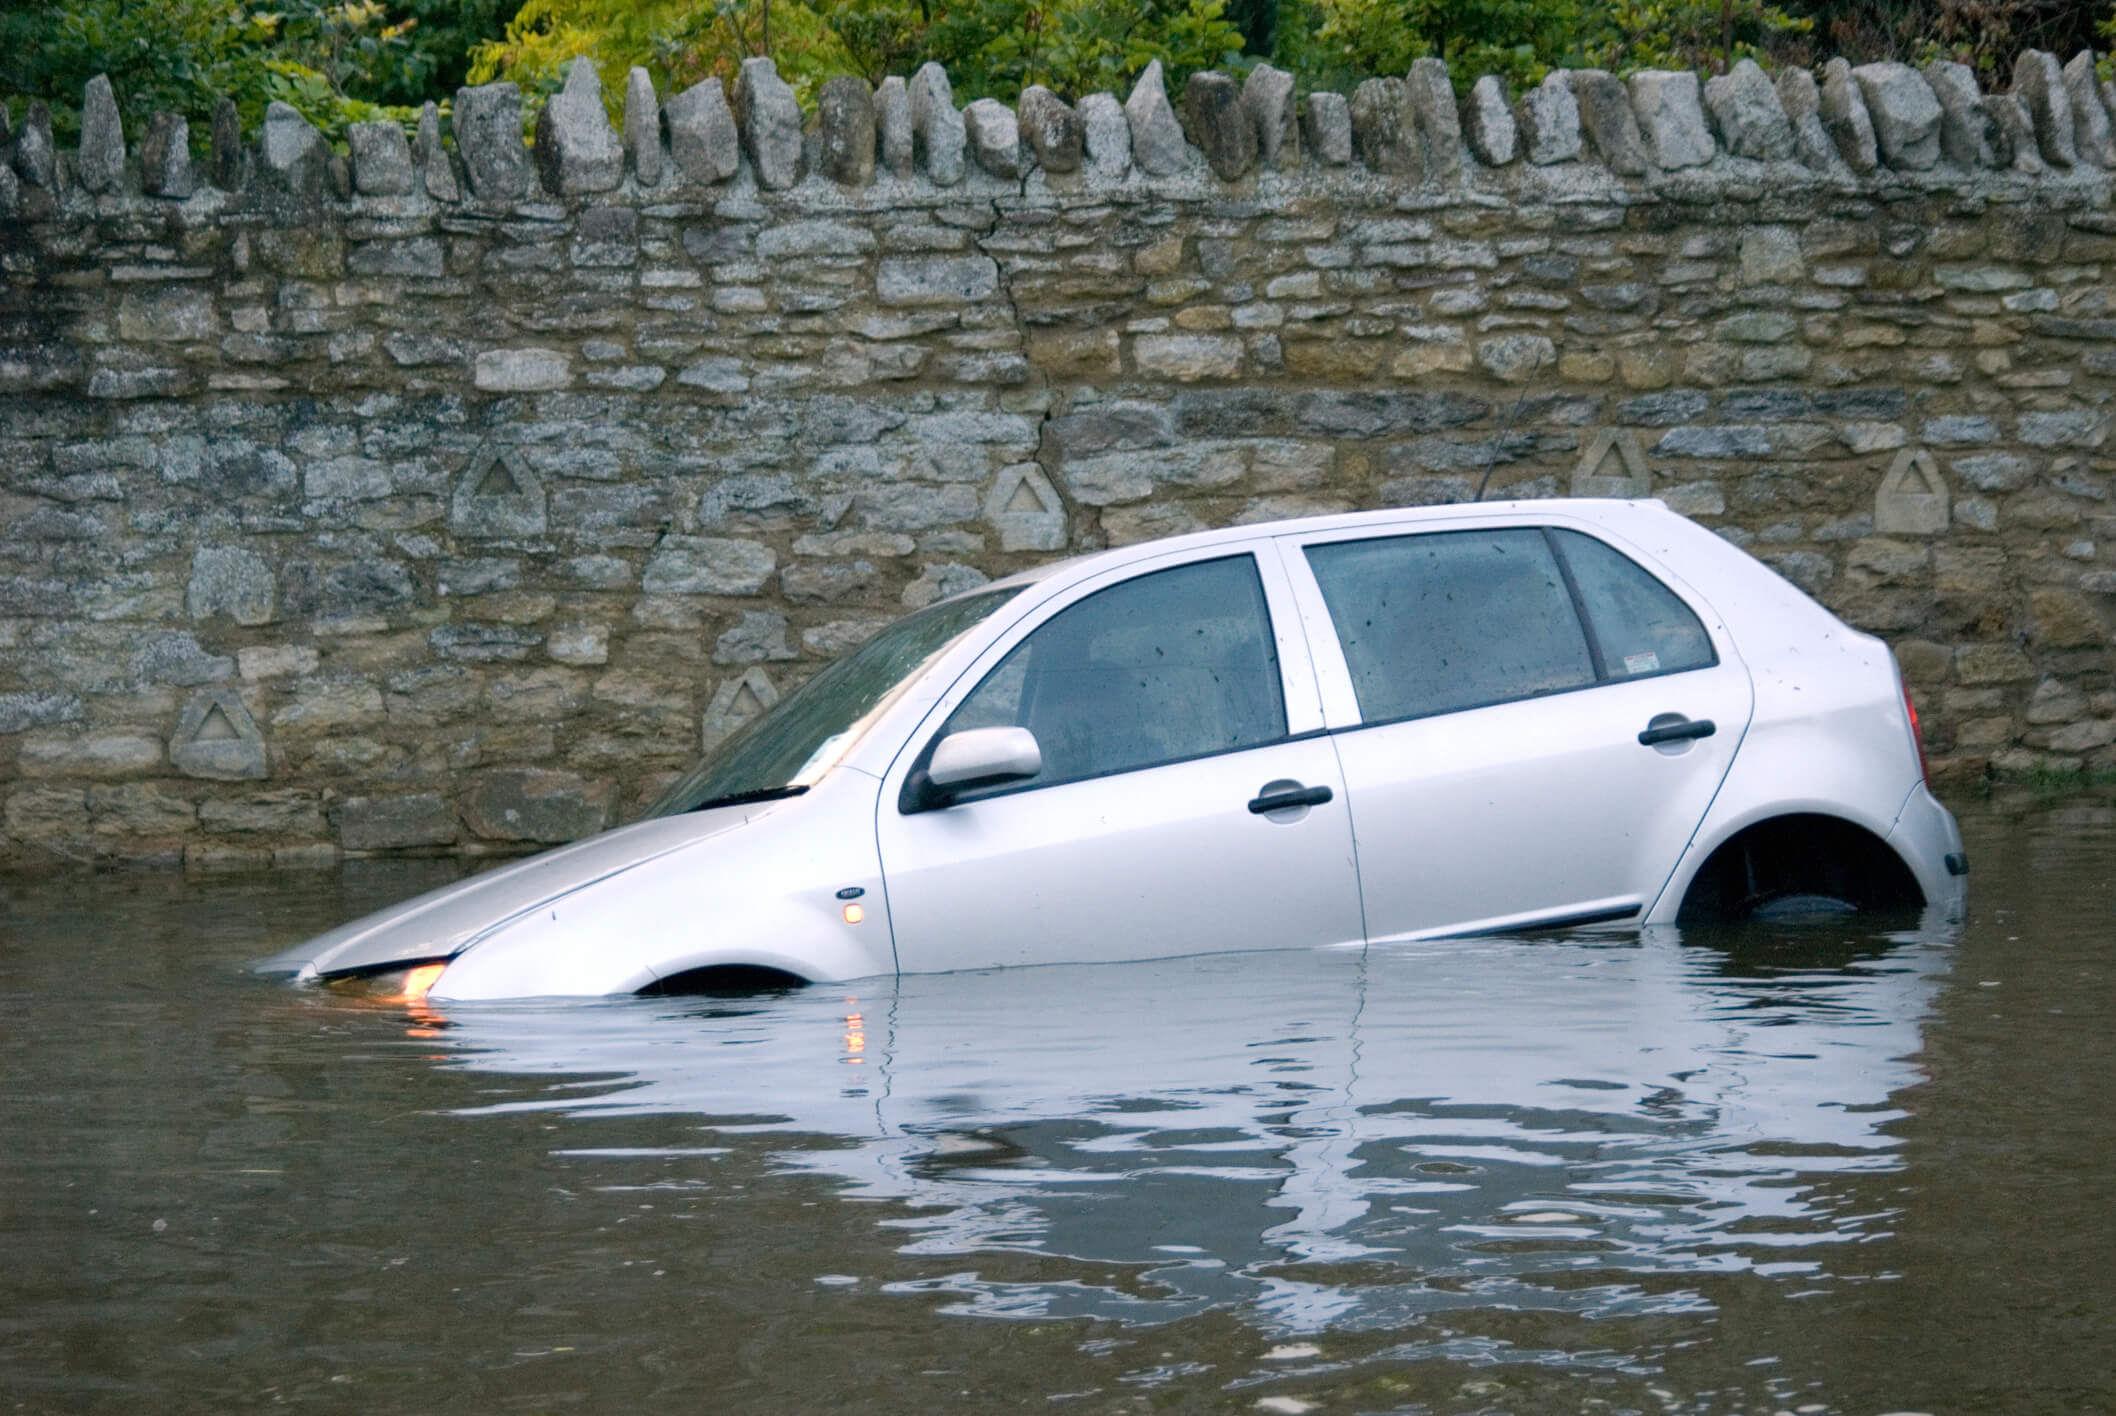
1623, 652, 1661, 675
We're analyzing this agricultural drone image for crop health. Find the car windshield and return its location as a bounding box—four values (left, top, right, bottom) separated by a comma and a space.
641, 588, 1024, 818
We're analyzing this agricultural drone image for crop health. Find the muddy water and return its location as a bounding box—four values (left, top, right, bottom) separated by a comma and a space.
1, 799, 2111, 1415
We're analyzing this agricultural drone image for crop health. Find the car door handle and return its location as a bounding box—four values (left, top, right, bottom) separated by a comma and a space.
1638, 716, 1716, 746
1248, 783, 1334, 814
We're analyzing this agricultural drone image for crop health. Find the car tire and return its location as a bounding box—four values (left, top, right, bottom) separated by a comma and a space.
1747, 892, 1860, 923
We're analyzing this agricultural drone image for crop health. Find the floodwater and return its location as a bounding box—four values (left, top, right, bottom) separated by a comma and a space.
2, 799, 2111, 1415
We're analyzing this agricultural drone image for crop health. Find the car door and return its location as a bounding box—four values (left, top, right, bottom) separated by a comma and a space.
875, 545, 1366, 974
1278, 519, 1754, 940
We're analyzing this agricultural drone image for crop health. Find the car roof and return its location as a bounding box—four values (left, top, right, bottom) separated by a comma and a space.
971, 497, 1690, 597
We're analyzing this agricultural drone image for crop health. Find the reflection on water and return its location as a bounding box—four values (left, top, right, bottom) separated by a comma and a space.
5, 805, 2112, 1415
436, 927, 1950, 1342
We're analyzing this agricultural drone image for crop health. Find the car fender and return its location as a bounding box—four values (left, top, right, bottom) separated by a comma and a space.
430, 770, 895, 1000
1643, 711, 1924, 924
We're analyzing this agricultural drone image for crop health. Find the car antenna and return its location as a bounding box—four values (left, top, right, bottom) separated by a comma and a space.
1473, 345, 1547, 503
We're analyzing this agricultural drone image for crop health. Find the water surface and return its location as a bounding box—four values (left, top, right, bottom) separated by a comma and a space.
2, 799, 2111, 1413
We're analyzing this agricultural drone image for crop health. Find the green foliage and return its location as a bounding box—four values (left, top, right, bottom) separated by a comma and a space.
918, 0, 1248, 101
466, 0, 1245, 108
1580, 0, 1812, 73
467, 0, 860, 112
0, 0, 476, 145
1272, 0, 1585, 94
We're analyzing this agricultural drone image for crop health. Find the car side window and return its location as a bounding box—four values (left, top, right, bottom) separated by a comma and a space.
1305, 529, 1597, 722
938, 555, 1288, 794
1547, 529, 1716, 679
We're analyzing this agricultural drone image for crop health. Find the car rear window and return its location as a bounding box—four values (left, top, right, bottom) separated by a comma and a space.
1306, 529, 1596, 721
1304, 526, 1716, 724
1547, 529, 1716, 680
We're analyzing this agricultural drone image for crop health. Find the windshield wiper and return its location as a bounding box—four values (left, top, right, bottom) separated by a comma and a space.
685, 784, 810, 814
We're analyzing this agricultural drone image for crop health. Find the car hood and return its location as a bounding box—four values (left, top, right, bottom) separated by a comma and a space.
251, 802, 770, 980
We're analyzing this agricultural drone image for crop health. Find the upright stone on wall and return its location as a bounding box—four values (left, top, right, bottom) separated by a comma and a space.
536, 60, 622, 195
1570, 70, 1647, 175
76, 75, 125, 194
1704, 59, 1795, 161
876, 76, 915, 177
1302, 92, 1353, 166
14, 102, 56, 191
1406, 58, 1465, 179
348, 121, 414, 196
625, 67, 664, 186
910, 63, 967, 185
1463, 75, 1517, 166
417, 102, 460, 199
1126, 61, 1190, 175
963, 97, 1024, 178
1777, 67, 1844, 172
2062, 51, 2116, 168
667, 78, 739, 185
1629, 70, 1715, 169
209, 98, 241, 190
1924, 61, 1997, 168
817, 76, 878, 185
1517, 72, 1582, 165
141, 113, 194, 199
1351, 77, 1418, 175
1853, 61, 1942, 170
1985, 92, 2044, 173
2012, 50, 2077, 167
1182, 72, 1254, 181
455, 82, 535, 200
1241, 64, 1299, 170
1819, 59, 1880, 172
1079, 92, 1132, 174
735, 56, 804, 190
1019, 86, 1083, 173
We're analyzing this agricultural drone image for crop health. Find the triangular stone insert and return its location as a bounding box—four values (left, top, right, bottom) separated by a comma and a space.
983, 463, 1066, 552
171, 688, 270, 781
472, 458, 525, 498
1874, 447, 1949, 535
193, 703, 240, 741
701, 668, 781, 750
451, 446, 547, 538
1570, 428, 1651, 499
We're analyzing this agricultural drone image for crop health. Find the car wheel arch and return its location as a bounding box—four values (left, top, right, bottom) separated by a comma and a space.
1665, 810, 1926, 925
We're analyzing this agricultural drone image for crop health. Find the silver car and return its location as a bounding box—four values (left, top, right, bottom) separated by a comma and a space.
259, 498, 1968, 1002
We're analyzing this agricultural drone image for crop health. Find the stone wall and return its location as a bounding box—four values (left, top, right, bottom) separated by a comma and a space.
5, 52, 2116, 867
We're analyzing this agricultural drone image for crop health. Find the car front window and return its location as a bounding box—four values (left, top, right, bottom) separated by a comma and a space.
641, 588, 1023, 818
936, 554, 1287, 796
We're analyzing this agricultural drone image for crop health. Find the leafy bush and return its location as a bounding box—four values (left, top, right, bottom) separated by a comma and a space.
0, 0, 512, 146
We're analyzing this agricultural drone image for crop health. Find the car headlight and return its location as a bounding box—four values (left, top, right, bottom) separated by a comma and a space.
323, 960, 449, 1004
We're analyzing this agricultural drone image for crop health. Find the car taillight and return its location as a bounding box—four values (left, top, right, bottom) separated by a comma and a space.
1902, 679, 1929, 785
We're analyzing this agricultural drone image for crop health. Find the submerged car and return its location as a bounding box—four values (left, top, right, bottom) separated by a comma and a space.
258, 498, 1968, 1002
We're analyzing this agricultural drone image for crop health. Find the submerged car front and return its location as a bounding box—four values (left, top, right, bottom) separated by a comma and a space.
254, 586, 1029, 1001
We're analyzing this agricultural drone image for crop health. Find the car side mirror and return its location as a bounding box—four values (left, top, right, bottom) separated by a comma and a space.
905, 726, 1042, 812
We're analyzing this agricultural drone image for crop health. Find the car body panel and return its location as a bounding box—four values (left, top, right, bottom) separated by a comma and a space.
1269, 512, 1756, 941
874, 538, 1364, 973
878, 735, 1364, 973
428, 768, 896, 1000
252, 806, 760, 980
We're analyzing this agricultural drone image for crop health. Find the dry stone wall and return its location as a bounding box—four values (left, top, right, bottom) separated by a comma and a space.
5, 53, 2116, 867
